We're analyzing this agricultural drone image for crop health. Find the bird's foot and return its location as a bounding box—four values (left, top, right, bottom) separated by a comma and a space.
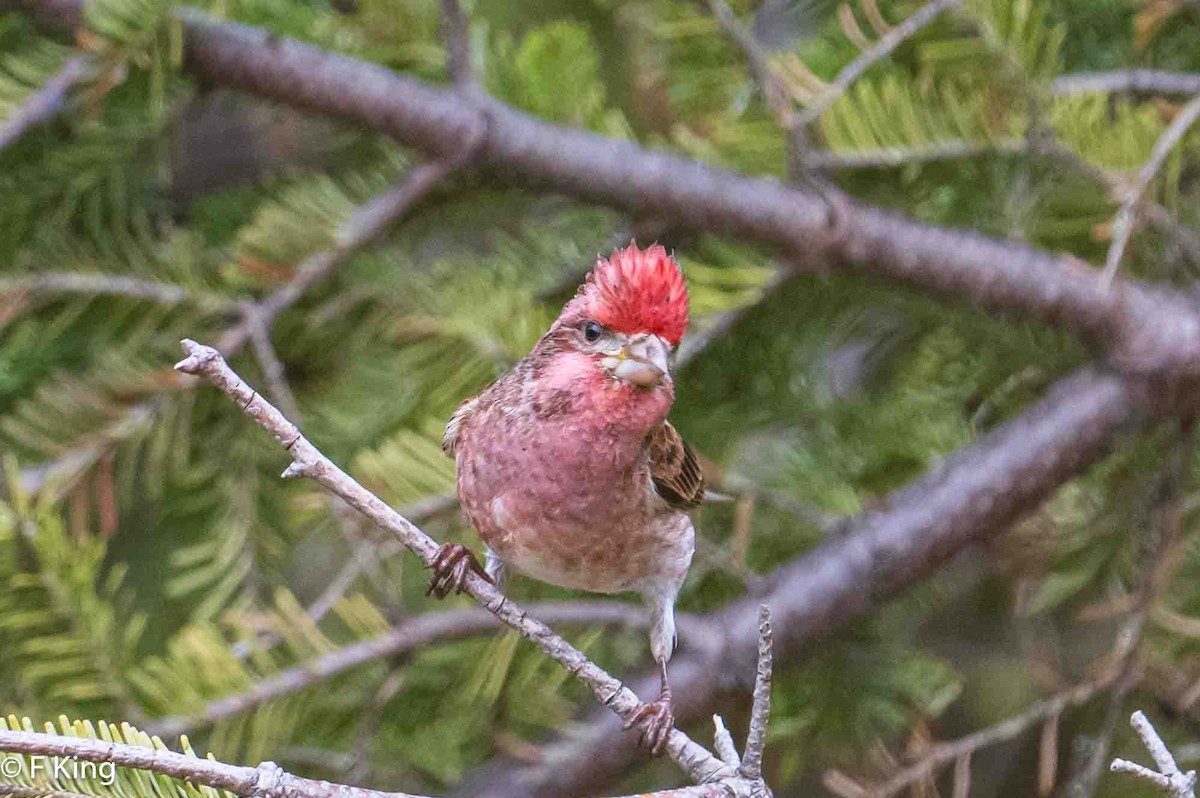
624, 692, 674, 756
425, 543, 492, 598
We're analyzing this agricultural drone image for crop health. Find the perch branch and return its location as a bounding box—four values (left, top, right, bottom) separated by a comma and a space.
174, 340, 751, 790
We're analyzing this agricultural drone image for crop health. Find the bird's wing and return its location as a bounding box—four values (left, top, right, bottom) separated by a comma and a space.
647, 421, 705, 510
443, 395, 480, 457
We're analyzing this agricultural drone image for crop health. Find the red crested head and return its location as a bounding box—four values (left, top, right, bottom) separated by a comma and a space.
558, 243, 689, 346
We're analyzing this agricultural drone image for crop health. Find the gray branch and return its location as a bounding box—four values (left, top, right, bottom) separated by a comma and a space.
738, 605, 772, 781
16, 0, 1200, 381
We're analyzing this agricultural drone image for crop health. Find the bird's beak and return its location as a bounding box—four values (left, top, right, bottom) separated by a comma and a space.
604, 334, 671, 387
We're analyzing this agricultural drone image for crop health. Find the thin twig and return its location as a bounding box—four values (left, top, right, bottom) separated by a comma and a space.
739, 605, 773, 780
853, 679, 1112, 797
0, 272, 234, 312
1111, 710, 1198, 798
805, 138, 1027, 170
1053, 70, 1200, 97
1102, 94, 1200, 285
439, 0, 475, 90
701, 0, 797, 133
173, 340, 746, 789
795, 0, 963, 129
217, 157, 474, 357
0, 54, 89, 153
244, 304, 302, 422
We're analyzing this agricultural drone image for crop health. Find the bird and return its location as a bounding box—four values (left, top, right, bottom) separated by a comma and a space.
431, 242, 704, 754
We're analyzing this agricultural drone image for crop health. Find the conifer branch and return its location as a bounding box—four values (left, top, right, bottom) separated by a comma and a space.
17, 0, 1200, 381
701, 0, 799, 134
173, 339, 753, 791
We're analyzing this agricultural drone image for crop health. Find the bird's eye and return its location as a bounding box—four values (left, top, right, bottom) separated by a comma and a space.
582, 321, 604, 342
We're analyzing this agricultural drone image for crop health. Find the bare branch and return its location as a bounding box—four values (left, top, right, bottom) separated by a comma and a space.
244, 304, 302, 421
1103, 94, 1200, 284
1111, 711, 1198, 798
0, 726, 763, 798
1054, 70, 1200, 97
173, 340, 742, 788
795, 0, 963, 129
0, 54, 88, 153
712, 716, 740, 769
0, 729, 416, 798
739, 605, 773, 780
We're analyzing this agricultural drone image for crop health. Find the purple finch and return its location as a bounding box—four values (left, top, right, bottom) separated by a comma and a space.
433, 243, 704, 754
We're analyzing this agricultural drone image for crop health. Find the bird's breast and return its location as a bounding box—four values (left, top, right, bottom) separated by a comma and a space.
455, 406, 692, 594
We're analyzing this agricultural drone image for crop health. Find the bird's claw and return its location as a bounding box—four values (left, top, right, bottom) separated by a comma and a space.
425, 543, 493, 598
624, 694, 674, 756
